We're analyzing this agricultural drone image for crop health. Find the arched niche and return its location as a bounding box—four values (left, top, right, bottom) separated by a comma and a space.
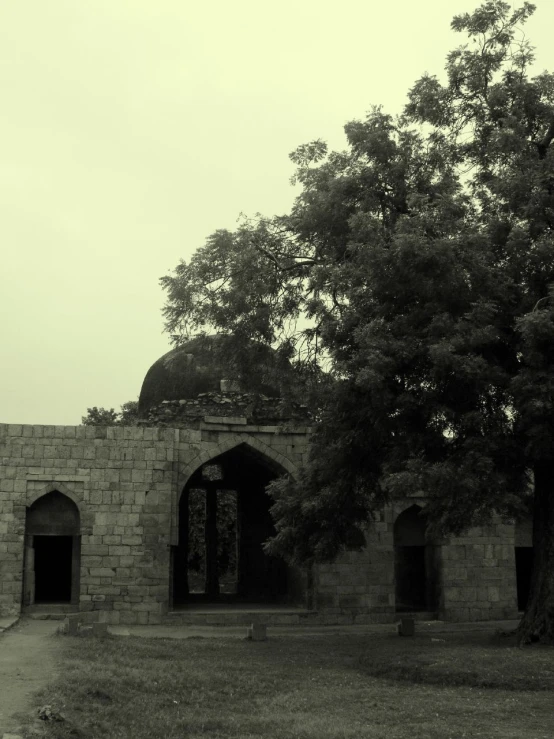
394, 505, 438, 613
23, 491, 81, 608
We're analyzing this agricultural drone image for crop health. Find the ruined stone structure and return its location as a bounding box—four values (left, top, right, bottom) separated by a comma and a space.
0, 339, 533, 625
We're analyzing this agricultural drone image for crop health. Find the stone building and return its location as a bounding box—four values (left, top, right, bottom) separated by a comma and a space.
0, 338, 533, 625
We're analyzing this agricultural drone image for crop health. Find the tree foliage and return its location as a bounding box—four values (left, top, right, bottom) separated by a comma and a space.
81, 401, 139, 426
162, 2, 554, 642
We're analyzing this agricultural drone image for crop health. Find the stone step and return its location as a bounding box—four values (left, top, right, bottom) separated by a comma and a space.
26, 613, 68, 620
166, 610, 315, 626
164, 610, 431, 627
397, 611, 439, 621
24, 603, 79, 620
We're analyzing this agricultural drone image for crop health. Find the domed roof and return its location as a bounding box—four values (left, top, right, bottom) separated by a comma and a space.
138, 335, 280, 413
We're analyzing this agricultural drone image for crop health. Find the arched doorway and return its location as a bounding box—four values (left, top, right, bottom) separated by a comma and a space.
24, 491, 81, 607
394, 505, 438, 613
173, 444, 292, 605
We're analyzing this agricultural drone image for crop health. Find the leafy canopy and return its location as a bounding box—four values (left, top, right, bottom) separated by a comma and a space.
162, 1, 554, 564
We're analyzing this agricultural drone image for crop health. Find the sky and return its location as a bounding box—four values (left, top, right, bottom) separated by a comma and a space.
2, 0, 553, 425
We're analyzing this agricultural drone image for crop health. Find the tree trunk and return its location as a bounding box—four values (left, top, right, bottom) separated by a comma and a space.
516, 461, 554, 644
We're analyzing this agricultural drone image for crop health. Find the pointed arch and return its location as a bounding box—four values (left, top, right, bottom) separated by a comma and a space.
394, 504, 426, 546
177, 434, 298, 495
26, 482, 84, 516
172, 433, 301, 605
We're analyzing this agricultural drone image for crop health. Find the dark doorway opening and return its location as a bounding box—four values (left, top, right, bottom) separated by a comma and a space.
515, 547, 533, 611
173, 444, 290, 605
394, 505, 438, 613
34, 535, 73, 603
395, 545, 427, 611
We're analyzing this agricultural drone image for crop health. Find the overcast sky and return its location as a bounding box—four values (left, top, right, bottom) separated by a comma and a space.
2, 0, 553, 425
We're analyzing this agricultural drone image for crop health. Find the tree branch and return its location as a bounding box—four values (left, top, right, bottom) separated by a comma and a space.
254, 243, 320, 272
536, 117, 554, 160
533, 296, 551, 312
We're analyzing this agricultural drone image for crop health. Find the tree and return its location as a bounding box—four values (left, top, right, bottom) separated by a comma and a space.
81, 400, 140, 426
161, 2, 554, 643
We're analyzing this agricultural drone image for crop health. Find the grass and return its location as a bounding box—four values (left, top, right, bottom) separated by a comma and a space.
359, 630, 554, 691
20, 628, 554, 739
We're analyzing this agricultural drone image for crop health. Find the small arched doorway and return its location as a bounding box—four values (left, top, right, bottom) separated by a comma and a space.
173, 444, 293, 605
394, 505, 438, 613
24, 491, 81, 607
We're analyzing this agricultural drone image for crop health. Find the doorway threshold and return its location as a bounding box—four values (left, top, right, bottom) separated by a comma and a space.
395, 611, 438, 621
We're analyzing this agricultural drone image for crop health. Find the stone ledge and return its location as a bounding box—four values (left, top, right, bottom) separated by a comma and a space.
25, 474, 89, 482
202, 416, 247, 425
211, 424, 311, 434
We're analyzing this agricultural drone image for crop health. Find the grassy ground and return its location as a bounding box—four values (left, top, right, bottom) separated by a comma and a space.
20, 628, 554, 739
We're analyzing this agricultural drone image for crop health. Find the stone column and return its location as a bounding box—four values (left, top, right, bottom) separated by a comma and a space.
204, 484, 219, 597
22, 535, 35, 607
177, 488, 190, 599
236, 489, 248, 597
71, 535, 81, 606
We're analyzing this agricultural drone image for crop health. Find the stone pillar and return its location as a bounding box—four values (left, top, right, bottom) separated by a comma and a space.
236, 489, 247, 596
204, 485, 219, 597
22, 535, 35, 607
177, 488, 190, 599
71, 536, 81, 606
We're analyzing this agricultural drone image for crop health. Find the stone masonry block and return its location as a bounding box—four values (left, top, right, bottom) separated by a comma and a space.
247, 623, 267, 641
64, 614, 80, 635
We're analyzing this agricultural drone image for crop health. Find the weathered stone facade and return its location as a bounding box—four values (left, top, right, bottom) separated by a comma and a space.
0, 416, 529, 624
0, 419, 310, 624
315, 509, 523, 624
0, 338, 532, 626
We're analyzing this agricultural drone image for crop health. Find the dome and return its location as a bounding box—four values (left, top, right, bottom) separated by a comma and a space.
138, 335, 280, 414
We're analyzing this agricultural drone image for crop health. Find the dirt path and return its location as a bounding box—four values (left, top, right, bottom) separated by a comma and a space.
0, 619, 60, 736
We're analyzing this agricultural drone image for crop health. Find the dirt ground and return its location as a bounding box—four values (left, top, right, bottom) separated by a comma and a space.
0, 619, 59, 736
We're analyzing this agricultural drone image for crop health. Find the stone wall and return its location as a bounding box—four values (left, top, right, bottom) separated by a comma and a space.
315, 508, 396, 624
0, 421, 310, 623
0, 421, 524, 624
0, 423, 176, 623
439, 520, 519, 621
315, 502, 521, 623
